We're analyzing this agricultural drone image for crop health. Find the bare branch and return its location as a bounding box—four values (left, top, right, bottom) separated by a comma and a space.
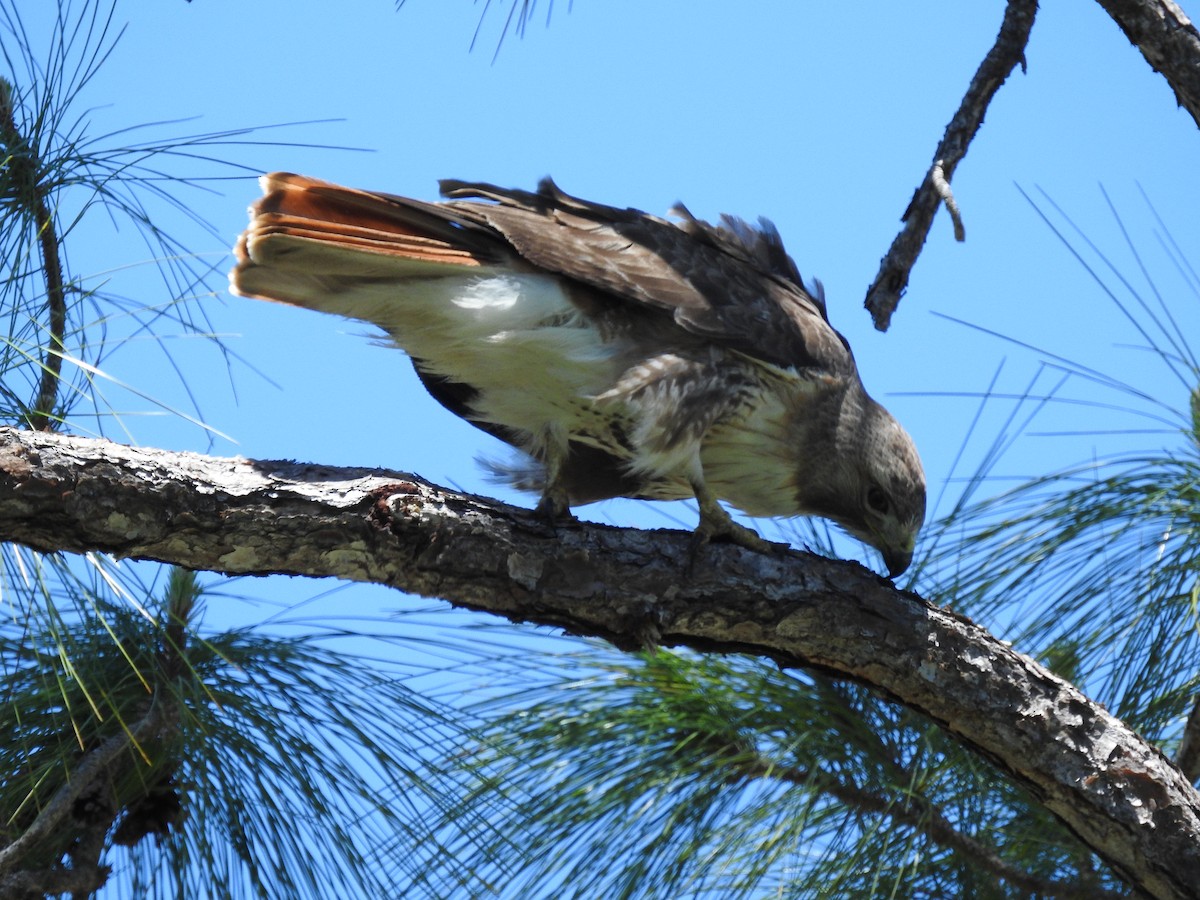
1094, 0, 1200, 129
0, 427, 1197, 897
865, 0, 1037, 331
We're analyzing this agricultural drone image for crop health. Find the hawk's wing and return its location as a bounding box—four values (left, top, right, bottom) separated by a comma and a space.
434, 178, 856, 378
237, 173, 855, 379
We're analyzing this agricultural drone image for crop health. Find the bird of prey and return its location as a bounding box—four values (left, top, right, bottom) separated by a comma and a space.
231, 173, 925, 576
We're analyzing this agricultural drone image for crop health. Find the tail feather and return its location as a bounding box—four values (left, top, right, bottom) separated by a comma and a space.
230, 173, 506, 308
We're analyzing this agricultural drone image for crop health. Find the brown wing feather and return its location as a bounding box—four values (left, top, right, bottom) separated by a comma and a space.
438, 177, 854, 376
233, 173, 853, 378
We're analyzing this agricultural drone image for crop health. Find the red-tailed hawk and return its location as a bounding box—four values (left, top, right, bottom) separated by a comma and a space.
231, 174, 925, 576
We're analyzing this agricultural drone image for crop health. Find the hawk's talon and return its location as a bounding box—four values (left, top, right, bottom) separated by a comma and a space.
687, 480, 778, 571
534, 489, 570, 522
699, 517, 776, 554
527, 484, 576, 536
687, 516, 777, 574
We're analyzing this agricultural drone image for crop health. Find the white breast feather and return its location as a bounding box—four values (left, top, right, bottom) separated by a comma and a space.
701, 390, 800, 518
320, 271, 807, 515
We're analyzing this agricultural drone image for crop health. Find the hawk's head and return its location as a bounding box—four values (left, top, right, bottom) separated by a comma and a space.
801, 394, 926, 577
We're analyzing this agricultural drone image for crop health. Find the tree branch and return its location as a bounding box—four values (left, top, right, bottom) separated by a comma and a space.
1094, 0, 1200, 129
753, 759, 1124, 900
0, 79, 67, 431
0, 689, 166, 897
777, 680, 1123, 899
0, 427, 1198, 899
0, 865, 108, 900
864, 0, 1038, 331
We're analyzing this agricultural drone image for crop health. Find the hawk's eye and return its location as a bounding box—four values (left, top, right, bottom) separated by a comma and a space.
867, 485, 890, 515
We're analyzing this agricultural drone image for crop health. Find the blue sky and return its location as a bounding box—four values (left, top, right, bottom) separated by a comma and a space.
14, 1, 1200, 615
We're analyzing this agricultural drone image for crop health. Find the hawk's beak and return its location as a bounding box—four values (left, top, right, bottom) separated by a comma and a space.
884, 547, 913, 579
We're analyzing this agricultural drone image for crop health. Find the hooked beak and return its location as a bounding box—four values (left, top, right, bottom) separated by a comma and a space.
884, 548, 913, 579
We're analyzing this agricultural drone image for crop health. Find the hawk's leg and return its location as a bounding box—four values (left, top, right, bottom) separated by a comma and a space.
534, 481, 572, 521
532, 429, 576, 525
689, 477, 775, 556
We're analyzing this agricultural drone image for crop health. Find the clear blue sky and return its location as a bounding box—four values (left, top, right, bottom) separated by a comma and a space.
14, 2, 1200, 616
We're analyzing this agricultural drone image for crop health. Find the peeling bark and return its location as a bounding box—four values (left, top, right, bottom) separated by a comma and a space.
0, 427, 1198, 898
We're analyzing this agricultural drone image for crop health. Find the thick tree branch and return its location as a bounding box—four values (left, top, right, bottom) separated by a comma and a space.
0, 427, 1198, 898
864, 0, 1038, 330
1095, 0, 1200, 129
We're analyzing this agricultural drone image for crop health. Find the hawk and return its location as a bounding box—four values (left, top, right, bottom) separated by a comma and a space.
231, 174, 925, 576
